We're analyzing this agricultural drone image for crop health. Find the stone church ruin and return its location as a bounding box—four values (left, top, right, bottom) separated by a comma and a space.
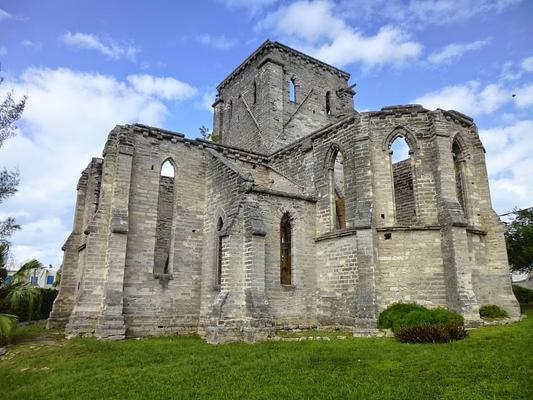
48, 40, 520, 343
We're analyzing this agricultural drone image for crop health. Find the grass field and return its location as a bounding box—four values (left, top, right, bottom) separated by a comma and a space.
1, 308, 532, 400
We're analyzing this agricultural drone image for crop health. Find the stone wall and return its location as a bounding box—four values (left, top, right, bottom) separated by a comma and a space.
51, 41, 521, 343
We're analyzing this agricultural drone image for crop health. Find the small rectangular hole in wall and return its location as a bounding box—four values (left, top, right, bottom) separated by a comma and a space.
381, 214, 385, 219
151, 165, 154, 170
384, 233, 392, 240
158, 325, 164, 328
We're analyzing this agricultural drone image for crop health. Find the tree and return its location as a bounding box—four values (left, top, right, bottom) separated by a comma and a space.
198, 125, 219, 143
505, 207, 533, 274
0, 71, 26, 246
0, 70, 28, 345
0, 253, 43, 344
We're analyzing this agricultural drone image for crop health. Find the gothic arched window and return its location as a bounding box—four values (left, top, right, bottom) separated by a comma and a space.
154, 159, 175, 275
329, 148, 346, 230
452, 140, 467, 216
326, 91, 331, 115
280, 213, 292, 285
390, 136, 416, 225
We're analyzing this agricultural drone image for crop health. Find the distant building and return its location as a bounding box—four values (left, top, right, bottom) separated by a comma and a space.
5, 264, 58, 288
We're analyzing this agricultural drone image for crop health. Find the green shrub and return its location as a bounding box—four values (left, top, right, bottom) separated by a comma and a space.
396, 323, 467, 343
378, 303, 464, 333
479, 305, 508, 320
512, 285, 533, 304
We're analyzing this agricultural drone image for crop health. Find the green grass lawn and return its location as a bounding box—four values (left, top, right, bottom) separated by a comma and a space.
1, 309, 532, 400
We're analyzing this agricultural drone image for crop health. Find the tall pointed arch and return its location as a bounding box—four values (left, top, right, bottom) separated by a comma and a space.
452, 137, 468, 216
154, 159, 176, 276
325, 144, 347, 230
280, 212, 292, 285
388, 134, 417, 226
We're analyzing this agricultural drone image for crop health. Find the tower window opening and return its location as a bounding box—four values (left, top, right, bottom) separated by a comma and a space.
326, 91, 331, 115
289, 79, 296, 102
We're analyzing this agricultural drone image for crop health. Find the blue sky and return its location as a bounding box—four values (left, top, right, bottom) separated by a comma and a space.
0, 0, 532, 267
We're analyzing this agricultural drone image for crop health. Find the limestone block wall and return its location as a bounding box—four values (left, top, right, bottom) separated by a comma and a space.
315, 234, 358, 326
375, 229, 447, 311
199, 148, 251, 328
258, 193, 317, 327
121, 126, 206, 337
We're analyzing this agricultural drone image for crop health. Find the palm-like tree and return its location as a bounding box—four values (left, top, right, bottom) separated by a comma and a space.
0, 243, 43, 345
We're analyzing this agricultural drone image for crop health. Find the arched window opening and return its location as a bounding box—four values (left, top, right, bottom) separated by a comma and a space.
154, 160, 175, 275
253, 81, 257, 105
216, 217, 224, 286
289, 78, 296, 102
280, 213, 292, 285
161, 160, 175, 178
330, 149, 346, 230
326, 91, 331, 115
452, 140, 467, 215
390, 137, 415, 225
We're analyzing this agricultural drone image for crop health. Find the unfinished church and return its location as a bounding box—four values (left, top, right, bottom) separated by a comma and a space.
48, 40, 520, 343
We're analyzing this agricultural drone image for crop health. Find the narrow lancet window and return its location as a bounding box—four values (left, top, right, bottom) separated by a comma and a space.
280, 213, 292, 285
216, 217, 224, 286
390, 137, 415, 225
326, 91, 331, 115
330, 149, 346, 230
253, 81, 257, 104
289, 78, 296, 102
452, 140, 467, 215
154, 160, 175, 275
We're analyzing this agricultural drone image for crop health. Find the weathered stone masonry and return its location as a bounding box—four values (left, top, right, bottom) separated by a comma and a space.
48, 40, 520, 342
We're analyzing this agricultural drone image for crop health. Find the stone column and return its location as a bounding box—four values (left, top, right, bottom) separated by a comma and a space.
95, 137, 134, 339
353, 118, 378, 332
47, 168, 89, 328
242, 199, 271, 342
431, 114, 479, 324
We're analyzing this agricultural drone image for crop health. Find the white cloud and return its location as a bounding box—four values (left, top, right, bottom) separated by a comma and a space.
344, 0, 523, 28
21, 40, 42, 51
199, 90, 217, 112
0, 67, 196, 266
0, 8, 12, 22
521, 56, 533, 72
427, 40, 489, 65
480, 120, 533, 213
513, 83, 533, 108
196, 34, 236, 49
259, 0, 422, 68
61, 32, 139, 61
260, 0, 344, 41
126, 74, 197, 101
412, 81, 509, 116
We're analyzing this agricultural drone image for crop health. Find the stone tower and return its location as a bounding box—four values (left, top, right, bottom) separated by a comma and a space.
213, 40, 355, 153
